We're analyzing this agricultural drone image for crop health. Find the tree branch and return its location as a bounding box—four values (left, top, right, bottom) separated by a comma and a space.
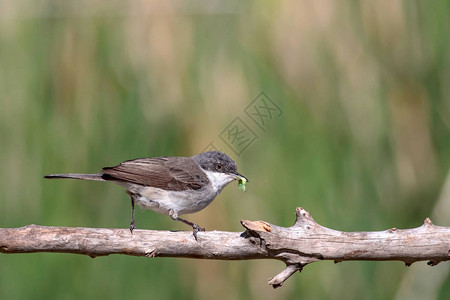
1, 207, 449, 288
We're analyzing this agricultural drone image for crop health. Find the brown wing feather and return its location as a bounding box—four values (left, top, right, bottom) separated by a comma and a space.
101, 157, 209, 191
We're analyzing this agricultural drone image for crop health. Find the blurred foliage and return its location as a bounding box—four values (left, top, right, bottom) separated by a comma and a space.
1, 1, 450, 299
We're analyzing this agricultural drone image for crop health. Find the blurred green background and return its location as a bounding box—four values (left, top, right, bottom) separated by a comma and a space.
1, 1, 450, 299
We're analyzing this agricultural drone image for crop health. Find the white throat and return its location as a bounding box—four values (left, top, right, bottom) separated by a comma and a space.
203, 170, 235, 192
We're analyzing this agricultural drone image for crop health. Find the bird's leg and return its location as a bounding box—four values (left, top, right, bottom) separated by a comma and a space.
130, 198, 136, 233
176, 217, 206, 240
169, 210, 205, 241
127, 192, 136, 233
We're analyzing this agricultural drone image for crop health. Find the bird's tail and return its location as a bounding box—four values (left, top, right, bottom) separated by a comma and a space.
44, 173, 105, 181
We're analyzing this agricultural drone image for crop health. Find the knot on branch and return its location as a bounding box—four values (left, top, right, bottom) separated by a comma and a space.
240, 220, 272, 233
240, 209, 325, 288
294, 207, 318, 228
423, 217, 434, 227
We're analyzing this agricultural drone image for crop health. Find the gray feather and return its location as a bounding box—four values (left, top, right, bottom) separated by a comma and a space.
44, 173, 105, 181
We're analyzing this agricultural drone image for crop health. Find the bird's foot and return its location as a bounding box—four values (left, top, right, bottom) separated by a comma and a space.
192, 224, 205, 241
129, 221, 136, 234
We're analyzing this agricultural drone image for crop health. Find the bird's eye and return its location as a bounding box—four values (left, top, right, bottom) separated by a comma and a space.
216, 163, 223, 171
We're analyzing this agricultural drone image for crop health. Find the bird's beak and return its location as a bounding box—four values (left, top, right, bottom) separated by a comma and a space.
234, 173, 248, 182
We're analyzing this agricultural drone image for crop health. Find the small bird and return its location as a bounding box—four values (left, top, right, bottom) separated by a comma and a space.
44, 151, 247, 240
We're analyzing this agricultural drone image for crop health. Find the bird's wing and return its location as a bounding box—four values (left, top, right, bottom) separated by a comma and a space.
101, 157, 209, 191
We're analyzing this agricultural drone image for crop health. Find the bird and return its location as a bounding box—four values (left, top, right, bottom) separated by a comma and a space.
44, 151, 248, 240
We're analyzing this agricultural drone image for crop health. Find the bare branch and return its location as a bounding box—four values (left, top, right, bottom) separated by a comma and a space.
268, 264, 303, 288
1, 207, 449, 288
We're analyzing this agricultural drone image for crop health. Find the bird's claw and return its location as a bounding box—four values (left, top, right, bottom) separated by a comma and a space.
129, 221, 136, 234
192, 224, 205, 241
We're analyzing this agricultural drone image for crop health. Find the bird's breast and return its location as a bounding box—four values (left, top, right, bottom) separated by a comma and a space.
132, 183, 221, 215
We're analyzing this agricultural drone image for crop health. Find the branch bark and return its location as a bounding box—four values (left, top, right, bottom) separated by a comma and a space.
1, 207, 449, 288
